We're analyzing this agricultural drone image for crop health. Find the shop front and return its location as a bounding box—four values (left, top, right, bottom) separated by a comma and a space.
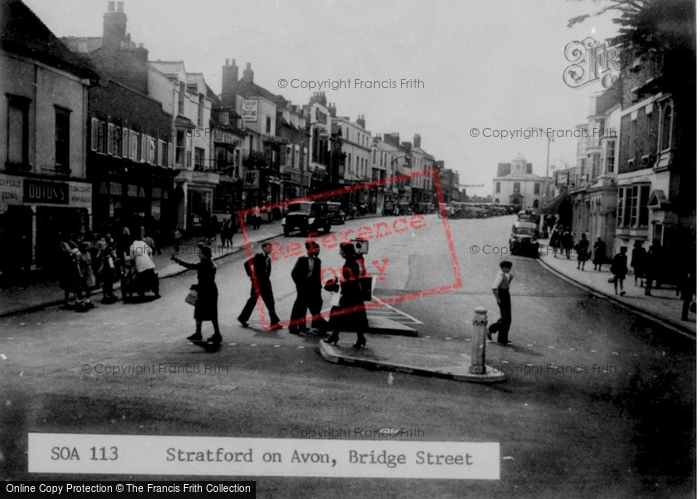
0, 173, 92, 272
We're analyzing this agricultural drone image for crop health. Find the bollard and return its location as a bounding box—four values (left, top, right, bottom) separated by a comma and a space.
471, 306, 488, 374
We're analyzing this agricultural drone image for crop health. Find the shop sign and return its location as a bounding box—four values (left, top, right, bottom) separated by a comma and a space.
24, 179, 69, 204
213, 129, 238, 145
555, 170, 570, 187
243, 170, 260, 189
242, 100, 258, 122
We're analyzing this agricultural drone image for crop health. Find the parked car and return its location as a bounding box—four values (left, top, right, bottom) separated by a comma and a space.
282, 201, 332, 236
509, 226, 540, 257
512, 220, 540, 239
327, 202, 346, 224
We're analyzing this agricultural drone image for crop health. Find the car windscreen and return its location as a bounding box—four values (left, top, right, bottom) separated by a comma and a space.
328, 204, 340, 212
288, 203, 312, 214
514, 228, 537, 236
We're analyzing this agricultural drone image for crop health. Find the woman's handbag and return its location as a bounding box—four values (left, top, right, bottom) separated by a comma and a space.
607, 274, 615, 284
185, 285, 198, 306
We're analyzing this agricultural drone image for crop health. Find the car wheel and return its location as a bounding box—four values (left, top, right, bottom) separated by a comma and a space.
323, 224, 330, 234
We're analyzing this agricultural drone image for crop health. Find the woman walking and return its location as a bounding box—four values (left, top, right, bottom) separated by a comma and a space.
76, 242, 96, 311
592, 237, 607, 271
323, 242, 368, 349
58, 236, 81, 308
171, 244, 222, 344
562, 228, 574, 259
631, 240, 647, 287
549, 226, 561, 258
575, 233, 590, 271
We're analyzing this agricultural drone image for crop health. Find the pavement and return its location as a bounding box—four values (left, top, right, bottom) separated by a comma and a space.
2, 217, 694, 384
0, 220, 285, 318
537, 241, 696, 338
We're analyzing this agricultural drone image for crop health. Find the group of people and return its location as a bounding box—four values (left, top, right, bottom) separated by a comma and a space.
175, 240, 370, 348
58, 226, 160, 311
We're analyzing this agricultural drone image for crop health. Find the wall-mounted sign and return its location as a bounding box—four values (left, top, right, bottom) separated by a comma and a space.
315, 108, 327, 124
555, 170, 570, 187
243, 170, 260, 189
242, 100, 258, 122
24, 180, 69, 204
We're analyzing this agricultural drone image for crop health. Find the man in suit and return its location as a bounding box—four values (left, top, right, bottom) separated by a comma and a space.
289, 242, 327, 334
238, 242, 282, 330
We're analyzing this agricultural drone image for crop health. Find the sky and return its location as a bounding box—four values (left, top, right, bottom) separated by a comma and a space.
25, 0, 621, 197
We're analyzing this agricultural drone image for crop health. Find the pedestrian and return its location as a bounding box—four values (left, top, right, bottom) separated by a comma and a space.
323, 242, 368, 349
76, 242, 95, 311
549, 226, 561, 258
610, 247, 629, 296
631, 240, 647, 287
562, 228, 574, 259
251, 206, 261, 230
575, 233, 590, 271
289, 242, 327, 335
592, 237, 607, 271
680, 265, 696, 322
99, 243, 119, 303
645, 239, 663, 296
488, 260, 514, 346
221, 219, 229, 248
238, 242, 282, 330
172, 244, 222, 344
128, 234, 160, 300
58, 236, 81, 308
173, 227, 182, 253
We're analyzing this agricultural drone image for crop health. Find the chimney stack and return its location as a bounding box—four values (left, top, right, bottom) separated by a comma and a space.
222, 59, 239, 106
242, 62, 254, 83
356, 115, 366, 129
413, 133, 421, 149
103, 0, 127, 51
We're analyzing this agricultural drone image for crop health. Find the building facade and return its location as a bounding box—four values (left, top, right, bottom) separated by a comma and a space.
1, 0, 95, 274
492, 154, 552, 209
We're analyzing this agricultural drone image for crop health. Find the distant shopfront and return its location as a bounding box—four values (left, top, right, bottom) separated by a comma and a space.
0, 174, 92, 271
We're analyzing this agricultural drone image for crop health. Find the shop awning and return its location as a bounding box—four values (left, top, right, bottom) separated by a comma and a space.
542, 193, 569, 213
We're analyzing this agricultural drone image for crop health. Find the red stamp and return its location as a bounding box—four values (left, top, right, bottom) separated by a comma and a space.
238, 168, 461, 330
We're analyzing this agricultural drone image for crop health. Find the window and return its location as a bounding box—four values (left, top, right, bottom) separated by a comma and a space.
195, 147, 204, 170
96, 120, 106, 154
178, 82, 185, 116
605, 140, 616, 174
136, 133, 143, 162
266, 116, 271, 134
513, 182, 521, 194
122, 128, 129, 158
130, 130, 137, 160
55, 107, 70, 170
534, 183, 540, 194
661, 103, 673, 150
617, 185, 651, 228
591, 153, 601, 179
160, 140, 169, 167
629, 117, 637, 159
149, 137, 157, 164
114, 126, 122, 157
198, 94, 204, 127
220, 112, 229, 125
176, 130, 186, 166
107, 123, 115, 155
7, 96, 29, 166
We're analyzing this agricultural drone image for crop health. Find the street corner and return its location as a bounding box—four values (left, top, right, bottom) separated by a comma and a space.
318, 338, 508, 384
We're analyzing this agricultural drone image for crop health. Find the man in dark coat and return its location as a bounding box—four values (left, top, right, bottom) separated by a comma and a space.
289, 242, 327, 334
238, 242, 282, 330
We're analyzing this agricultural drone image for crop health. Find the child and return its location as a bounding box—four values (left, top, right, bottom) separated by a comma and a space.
488, 260, 514, 346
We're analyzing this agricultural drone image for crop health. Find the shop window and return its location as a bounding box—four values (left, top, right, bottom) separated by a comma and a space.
55, 107, 71, 170
7, 95, 29, 167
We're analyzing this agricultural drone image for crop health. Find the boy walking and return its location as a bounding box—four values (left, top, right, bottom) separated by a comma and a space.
489, 260, 514, 346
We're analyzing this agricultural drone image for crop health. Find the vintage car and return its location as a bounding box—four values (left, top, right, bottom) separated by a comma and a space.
512, 220, 540, 239
326, 202, 346, 224
509, 226, 540, 257
282, 201, 332, 236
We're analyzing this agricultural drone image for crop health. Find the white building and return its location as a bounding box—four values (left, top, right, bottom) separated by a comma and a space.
492, 154, 552, 209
